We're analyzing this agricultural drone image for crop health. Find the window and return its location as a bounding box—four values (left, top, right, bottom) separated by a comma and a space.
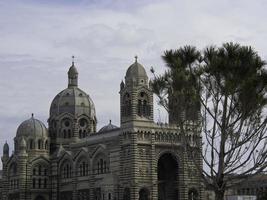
96, 158, 108, 174
137, 92, 150, 117
38, 140, 42, 149
62, 162, 72, 178
38, 165, 42, 175
44, 178, 47, 188
30, 139, 34, 149
122, 93, 131, 117
78, 161, 88, 176
38, 178, 41, 188
33, 178, 36, 188
45, 140, 48, 150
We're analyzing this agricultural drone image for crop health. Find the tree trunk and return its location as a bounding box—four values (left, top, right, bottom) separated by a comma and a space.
215, 191, 225, 200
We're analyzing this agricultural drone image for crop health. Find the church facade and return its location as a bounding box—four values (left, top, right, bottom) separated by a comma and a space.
1, 58, 203, 200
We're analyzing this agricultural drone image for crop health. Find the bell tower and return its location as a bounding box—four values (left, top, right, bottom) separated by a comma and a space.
120, 56, 153, 125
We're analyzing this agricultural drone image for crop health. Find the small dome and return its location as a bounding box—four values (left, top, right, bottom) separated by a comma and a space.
68, 64, 78, 77
98, 120, 119, 133
50, 87, 96, 119
126, 57, 147, 78
3, 142, 9, 155
16, 115, 48, 138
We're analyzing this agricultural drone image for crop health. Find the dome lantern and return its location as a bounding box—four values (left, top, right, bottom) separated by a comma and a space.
68, 56, 78, 88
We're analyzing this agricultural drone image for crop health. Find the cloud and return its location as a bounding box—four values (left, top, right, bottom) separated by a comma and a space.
1, 0, 267, 164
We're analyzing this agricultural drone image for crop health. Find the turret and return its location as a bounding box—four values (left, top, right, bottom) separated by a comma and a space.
3, 141, 9, 158
120, 56, 153, 124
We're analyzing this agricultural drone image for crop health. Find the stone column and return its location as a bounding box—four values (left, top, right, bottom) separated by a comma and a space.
72, 118, 79, 143
18, 153, 28, 200
131, 132, 139, 199
72, 168, 78, 200
51, 158, 59, 200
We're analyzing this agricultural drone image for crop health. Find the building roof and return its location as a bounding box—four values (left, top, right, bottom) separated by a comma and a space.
98, 120, 119, 133
125, 57, 147, 79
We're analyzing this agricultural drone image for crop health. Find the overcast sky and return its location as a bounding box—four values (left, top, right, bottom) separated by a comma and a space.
1, 0, 267, 161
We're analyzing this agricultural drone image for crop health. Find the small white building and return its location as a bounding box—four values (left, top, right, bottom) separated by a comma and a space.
225, 195, 256, 200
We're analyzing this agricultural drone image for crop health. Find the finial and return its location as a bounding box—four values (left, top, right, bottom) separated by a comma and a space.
31, 113, 34, 118
72, 55, 75, 65
109, 120, 111, 124
135, 55, 138, 63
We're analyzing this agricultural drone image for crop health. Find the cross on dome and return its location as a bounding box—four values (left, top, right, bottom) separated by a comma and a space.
72, 55, 75, 65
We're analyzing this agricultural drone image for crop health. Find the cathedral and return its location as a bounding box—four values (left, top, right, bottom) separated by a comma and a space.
0, 57, 202, 200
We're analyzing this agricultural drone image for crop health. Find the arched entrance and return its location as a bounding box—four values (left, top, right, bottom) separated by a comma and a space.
139, 188, 150, 200
158, 153, 179, 200
123, 188, 131, 200
35, 196, 45, 200
188, 188, 199, 200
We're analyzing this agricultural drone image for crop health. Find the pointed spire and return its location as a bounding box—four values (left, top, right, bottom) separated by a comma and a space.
109, 120, 112, 124
31, 113, 34, 118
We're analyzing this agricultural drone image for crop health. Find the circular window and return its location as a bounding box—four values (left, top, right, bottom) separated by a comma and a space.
64, 120, 70, 127
79, 119, 87, 127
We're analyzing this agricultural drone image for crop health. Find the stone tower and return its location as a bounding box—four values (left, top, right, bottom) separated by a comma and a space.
120, 56, 153, 125
1, 115, 50, 200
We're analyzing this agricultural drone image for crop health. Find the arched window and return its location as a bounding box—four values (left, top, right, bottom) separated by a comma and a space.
38, 165, 42, 175
38, 140, 42, 149
77, 160, 88, 177
61, 161, 72, 178
123, 188, 131, 200
44, 140, 48, 150
188, 188, 199, 200
30, 139, 34, 149
38, 178, 42, 188
63, 130, 67, 138
137, 92, 150, 117
122, 93, 131, 117
33, 178, 36, 188
68, 129, 71, 138
95, 156, 108, 175
32, 164, 49, 190
44, 178, 47, 188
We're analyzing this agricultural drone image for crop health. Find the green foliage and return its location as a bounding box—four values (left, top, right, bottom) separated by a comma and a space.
151, 42, 267, 200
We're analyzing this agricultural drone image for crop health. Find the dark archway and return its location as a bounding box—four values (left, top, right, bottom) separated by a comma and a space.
35, 196, 45, 200
139, 188, 150, 200
188, 188, 199, 200
158, 153, 179, 200
123, 188, 131, 200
